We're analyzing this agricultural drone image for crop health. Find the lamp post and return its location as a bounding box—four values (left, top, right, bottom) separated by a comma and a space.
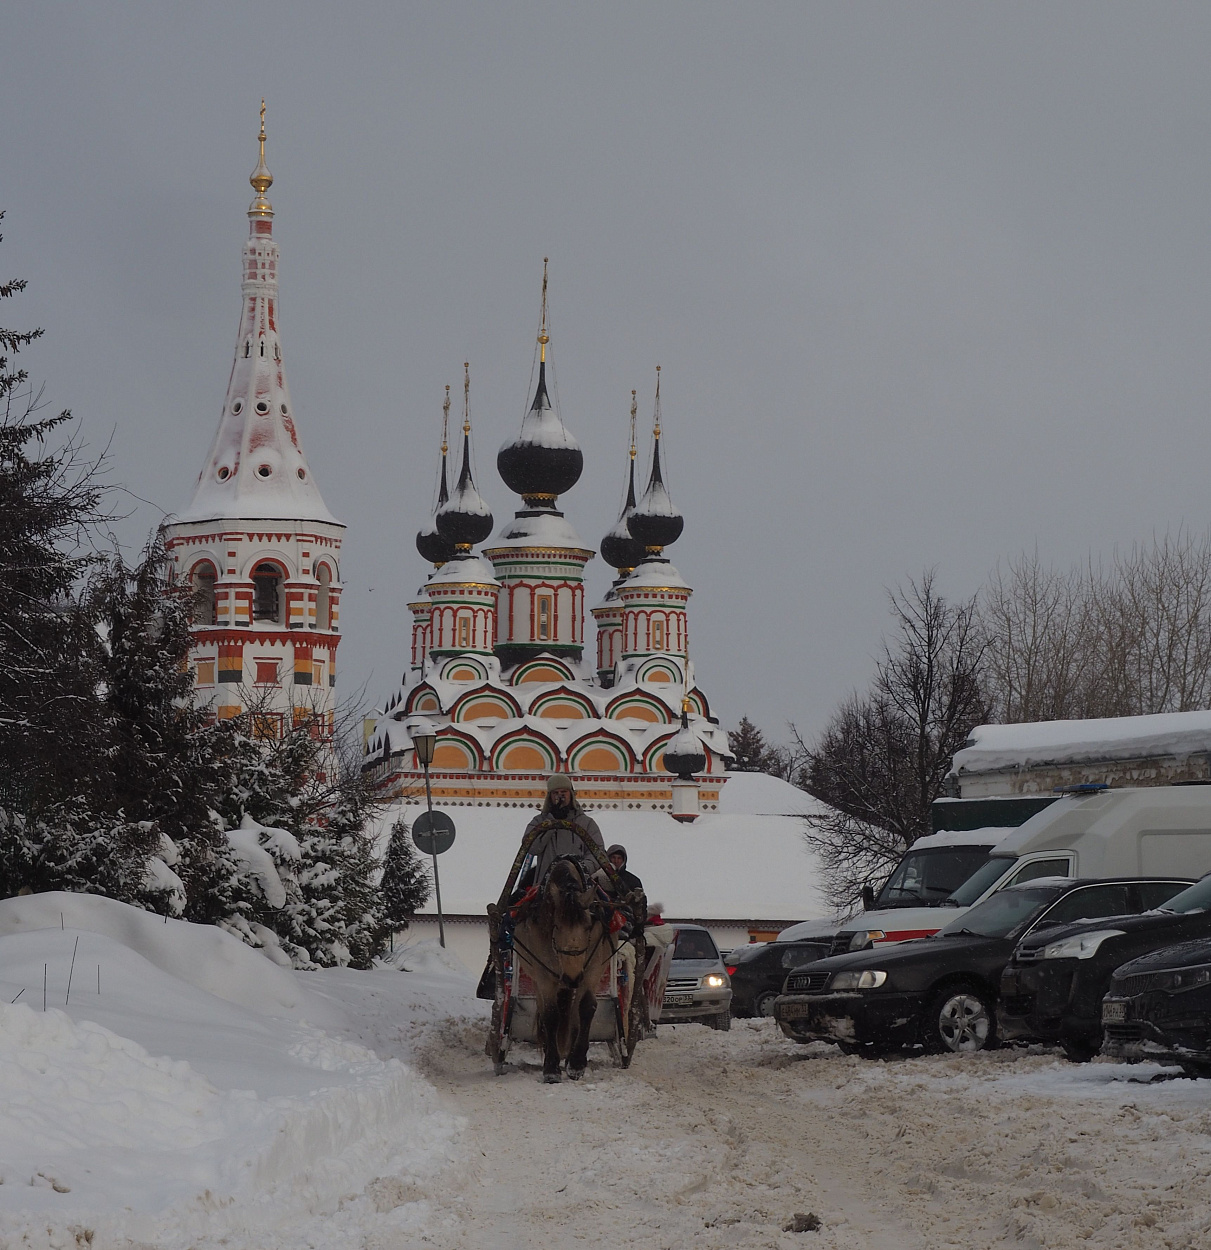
406, 716, 446, 948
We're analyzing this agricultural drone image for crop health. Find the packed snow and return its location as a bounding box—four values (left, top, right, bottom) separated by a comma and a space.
3, 888, 1211, 1248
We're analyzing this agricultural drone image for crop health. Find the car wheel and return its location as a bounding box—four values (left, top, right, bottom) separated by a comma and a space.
710, 1011, 732, 1032
1061, 1037, 1099, 1063
926, 984, 996, 1054
754, 991, 779, 1018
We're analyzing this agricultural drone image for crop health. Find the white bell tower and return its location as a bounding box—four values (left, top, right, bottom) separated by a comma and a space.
164, 105, 345, 740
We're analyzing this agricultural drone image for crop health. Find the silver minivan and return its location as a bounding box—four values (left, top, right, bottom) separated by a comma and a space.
657, 924, 733, 1031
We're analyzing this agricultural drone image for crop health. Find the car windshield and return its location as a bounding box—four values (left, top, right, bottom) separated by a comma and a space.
875, 846, 994, 908
728, 944, 768, 964
945, 856, 1017, 906
673, 930, 719, 961
1158, 873, 1211, 914
936, 886, 1060, 939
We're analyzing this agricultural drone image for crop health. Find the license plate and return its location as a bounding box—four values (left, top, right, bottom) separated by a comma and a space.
1102, 1000, 1128, 1023
778, 1001, 813, 1019
663, 994, 694, 1007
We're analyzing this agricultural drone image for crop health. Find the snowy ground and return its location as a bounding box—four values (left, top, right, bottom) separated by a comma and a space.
3, 895, 1211, 1249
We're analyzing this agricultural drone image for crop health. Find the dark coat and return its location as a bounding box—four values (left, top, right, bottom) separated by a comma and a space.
517, 799, 605, 889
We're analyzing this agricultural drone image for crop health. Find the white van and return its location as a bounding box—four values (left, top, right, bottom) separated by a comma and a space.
778, 786, 1211, 954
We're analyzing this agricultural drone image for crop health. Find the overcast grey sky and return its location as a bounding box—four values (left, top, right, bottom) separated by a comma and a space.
5, 3, 1211, 743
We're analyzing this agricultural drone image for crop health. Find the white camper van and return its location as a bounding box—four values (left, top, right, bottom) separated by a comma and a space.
778, 786, 1211, 954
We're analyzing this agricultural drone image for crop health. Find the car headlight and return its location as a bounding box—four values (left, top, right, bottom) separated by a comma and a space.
1041, 929, 1125, 961
829, 970, 888, 990
703, 973, 727, 988
1158, 965, 1211, 992
849, 930, 886, 951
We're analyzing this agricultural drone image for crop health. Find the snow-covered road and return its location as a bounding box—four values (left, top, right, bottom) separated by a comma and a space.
407, 1016, 1211, 1250
4, 895, 1211, 1249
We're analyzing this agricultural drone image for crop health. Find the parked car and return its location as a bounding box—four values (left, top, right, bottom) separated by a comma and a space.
1102, 932, 1211, 1077
777, 786, 1211, 954
998, 876, 1201, 1060
656, 924, 732, 1031
773, 876, 1184, 1055
726, 940, 831, 1018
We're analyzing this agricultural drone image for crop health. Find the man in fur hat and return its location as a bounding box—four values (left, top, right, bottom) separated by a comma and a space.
514, 773, 605, 892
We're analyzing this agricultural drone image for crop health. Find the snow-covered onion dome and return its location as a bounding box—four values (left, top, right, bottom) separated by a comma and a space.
497, 263, 583, 512
627, 367, 684, 555
416, 388, 457, 567
600, 390, 647, 574
435, 365, 494, 553
662, 698, 707, 779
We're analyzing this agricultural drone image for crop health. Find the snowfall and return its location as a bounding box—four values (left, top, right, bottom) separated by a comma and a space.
2, 891, 1211, 1250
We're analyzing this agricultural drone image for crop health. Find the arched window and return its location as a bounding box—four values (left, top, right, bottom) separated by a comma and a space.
191, 561, 217, 626
536, 594, 553, 641
253, 562, 283, 623
316, 563, 332, 630
458, 614, 472, 649
651, 618, 665, 651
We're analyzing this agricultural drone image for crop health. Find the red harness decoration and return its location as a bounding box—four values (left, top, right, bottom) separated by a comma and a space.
608, 906, 627, 934
507, 885, 539, 919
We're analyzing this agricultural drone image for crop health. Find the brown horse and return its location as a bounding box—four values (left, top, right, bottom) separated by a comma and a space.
513, 857, 613, 1082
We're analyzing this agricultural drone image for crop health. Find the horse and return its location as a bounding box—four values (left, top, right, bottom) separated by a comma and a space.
512, 856, 613, 1083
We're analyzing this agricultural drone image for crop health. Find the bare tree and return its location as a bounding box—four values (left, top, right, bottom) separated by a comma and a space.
800, 573, 990, 910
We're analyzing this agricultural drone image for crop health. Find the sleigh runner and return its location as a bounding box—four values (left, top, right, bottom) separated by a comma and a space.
485, 818, 650, 1078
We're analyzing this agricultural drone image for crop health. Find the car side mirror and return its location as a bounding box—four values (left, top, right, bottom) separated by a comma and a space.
861, 884, 876, 911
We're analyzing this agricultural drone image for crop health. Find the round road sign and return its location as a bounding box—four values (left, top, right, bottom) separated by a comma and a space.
412, 810, 456, 855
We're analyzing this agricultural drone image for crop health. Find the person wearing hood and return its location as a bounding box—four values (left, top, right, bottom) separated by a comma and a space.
512, 773, 605, 893
604, 844, 643, 896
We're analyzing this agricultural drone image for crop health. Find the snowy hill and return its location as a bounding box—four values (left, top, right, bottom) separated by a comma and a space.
0, 893, 465, 1247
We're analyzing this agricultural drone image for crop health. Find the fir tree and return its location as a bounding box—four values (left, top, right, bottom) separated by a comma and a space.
381, 816, 432, 935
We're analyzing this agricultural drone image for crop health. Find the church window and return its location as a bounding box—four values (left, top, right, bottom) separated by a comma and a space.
255, 400, 270, 414
537, 595, 552, 641
259, 342, 265, 357
191, 562, 217, 626
216, 465, 231, 481
458, 614, 472, 648
244, 342, 250, 358
652, 618, 665, 651
316, 564, 332, 630
195, 659, 216, 685
231, 399, 243, 414
256, 464, 272, 478
252, 712, 282, 740
254, 659, 280, 685
312, 660, 324, 685
253, 563, 283, 623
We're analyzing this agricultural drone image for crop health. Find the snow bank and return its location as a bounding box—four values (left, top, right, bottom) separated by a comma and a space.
952, 709, 1211, 776
0, 900, 464, 1249
0, 891, 332, 1022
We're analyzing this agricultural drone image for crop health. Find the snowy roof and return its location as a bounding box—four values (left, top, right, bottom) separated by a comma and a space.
910, 826, 1019, 850
378, 771, 833, 923
487, 511, 590, 551
620, 559, 690, 591
426, 555, 500, 588
951, 711, 1211, 777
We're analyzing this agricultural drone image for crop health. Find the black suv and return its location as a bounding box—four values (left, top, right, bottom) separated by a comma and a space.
773, 877, 1185, 1055
999, 874, 1208, 1060
1102, 935, 1211, 1076
726, 941, 830, 1017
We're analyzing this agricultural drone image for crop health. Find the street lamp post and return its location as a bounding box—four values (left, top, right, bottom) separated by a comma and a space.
407, 717, 446, 948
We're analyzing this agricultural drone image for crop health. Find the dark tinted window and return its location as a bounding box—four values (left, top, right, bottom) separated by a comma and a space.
1034, 884, 1131, 929
1138, 881, 1191, 910
1160, 874, 1211, 914
673, 930, 719, 961
938, 887, 1060, 938
876, 847, 994, 907
782, 945, 825, 968
947, 856, 1016, 906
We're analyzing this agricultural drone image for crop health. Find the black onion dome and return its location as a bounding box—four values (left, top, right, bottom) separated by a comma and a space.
416, 519, 456, 565
497, 362, 584, 508
600, 456, 645, 571
436, 430, 494, 547
627, 436, 684, 550
416, 453, 456, 564
662, 708, 706, 779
